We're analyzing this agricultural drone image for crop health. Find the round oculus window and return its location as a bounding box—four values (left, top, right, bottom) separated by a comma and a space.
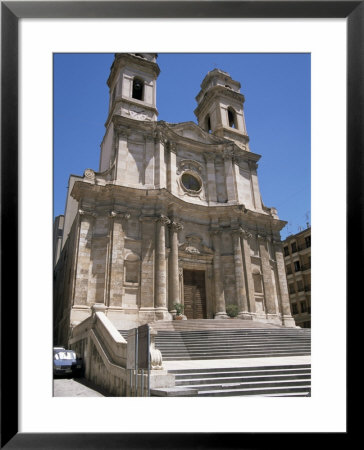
181, 173, 201, 192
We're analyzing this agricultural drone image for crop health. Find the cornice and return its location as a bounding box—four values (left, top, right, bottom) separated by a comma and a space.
194, 85, 245, 117
70, 182, 287, 231
107, 53, 160, 88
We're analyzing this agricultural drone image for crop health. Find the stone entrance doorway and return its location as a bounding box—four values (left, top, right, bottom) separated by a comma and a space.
183, 269, 207, 319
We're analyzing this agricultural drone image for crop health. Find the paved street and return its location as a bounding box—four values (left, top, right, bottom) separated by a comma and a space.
53, 377, 105, 397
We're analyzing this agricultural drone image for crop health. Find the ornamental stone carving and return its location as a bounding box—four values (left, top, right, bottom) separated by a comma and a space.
83, 169, 96, 181
177, 159, 203, 175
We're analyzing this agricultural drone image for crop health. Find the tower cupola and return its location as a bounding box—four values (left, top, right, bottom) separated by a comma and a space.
194, 69, 250, 150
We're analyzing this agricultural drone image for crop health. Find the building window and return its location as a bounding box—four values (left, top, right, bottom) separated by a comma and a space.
300, 301, 307, 313
205, 115, 212, 133
294, 261, 301, 272
305, 236, 311, 248
181, 173, 202, 192
286, 265, 292, 275
227, 107, 237, 128
297, 280, 304, 291
291, 242, 297, 253
291, 303, 298, 315
284, 246, 289, 256
288, 284, 295, 294
132, 78, 144, 100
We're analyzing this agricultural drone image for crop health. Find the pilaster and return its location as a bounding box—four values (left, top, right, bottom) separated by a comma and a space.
204, 153, 217, 203
223, 148, 236, 203
258, 234, 276, 315
72, 209, 96, 305
274, 240, 297, 327
107, 211, 130, 307
240, 230, 256, 314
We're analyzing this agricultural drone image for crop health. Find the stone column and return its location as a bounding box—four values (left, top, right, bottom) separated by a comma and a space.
72, 209, 96, 305
240, 230, 256, 314
211, 230, 228, 319
168, 220, 183, 312
274, 240, 297, 327
107, 211, 130, 307
204, 153, 217, 203
223, 148, 236, 203
231, 229, 249, 317
155, 215, 170, 310
258, 234, 276, 315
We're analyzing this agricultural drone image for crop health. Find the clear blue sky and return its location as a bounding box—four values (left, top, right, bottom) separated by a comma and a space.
54, 53, 310, 239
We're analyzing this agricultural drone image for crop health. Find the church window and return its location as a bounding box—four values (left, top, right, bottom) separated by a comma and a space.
205, 115, 212, 133
132, 78, 144, 101
181, 173, 201, 192
227, 107, 237, 128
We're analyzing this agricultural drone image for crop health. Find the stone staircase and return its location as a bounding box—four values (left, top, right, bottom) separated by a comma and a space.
152, 364, 311, 397
118, 320, 311, 397
152, 326, 310, 361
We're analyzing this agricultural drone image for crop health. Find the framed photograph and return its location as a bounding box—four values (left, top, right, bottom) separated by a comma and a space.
2, 1, 360, 448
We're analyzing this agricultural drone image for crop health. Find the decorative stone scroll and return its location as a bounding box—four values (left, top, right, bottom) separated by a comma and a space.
109, 210, 131, 221
177, 159, 203, 175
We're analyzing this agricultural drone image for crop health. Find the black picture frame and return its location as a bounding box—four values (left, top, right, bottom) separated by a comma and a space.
1, 1, 360, 448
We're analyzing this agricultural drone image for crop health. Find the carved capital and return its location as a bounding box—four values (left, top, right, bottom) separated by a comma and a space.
240, 229, 253, 240
223, 147, 234, 160
204, 152, 216, 163
157, 215, 171, 226
78, 209, 97, 219
109, 210, 130, 220
170, 221, 183, 232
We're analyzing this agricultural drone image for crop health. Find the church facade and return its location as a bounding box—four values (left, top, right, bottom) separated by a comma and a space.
54, 53, 295, 345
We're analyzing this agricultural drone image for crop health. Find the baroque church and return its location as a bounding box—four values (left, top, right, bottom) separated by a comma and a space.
54, 53, 296, 346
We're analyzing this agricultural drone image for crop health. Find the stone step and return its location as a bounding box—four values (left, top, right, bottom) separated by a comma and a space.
162, 352, 310, 361
175, 374, 311, 386
168, 364, 311, 375
197, 385, 311, 397
180, 378, 310, 391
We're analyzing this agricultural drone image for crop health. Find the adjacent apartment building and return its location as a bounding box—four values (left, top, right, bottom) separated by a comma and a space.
283, 226, 311, 328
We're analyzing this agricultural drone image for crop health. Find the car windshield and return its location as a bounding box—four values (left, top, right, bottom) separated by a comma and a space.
54, 351, 76, 360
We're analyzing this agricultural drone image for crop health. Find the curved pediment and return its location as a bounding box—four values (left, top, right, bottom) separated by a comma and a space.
165, 121, 226, 145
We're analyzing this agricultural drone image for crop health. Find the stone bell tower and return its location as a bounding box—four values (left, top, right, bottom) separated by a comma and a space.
106, 53, 160, 122
194, 68, 250, 151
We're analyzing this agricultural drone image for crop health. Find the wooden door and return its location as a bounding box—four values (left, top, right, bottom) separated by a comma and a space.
183, 269, 207, 319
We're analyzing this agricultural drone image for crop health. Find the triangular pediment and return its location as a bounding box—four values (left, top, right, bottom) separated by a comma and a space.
165, 122, 226, 145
